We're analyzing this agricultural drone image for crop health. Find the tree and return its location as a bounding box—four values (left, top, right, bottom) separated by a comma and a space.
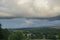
0, 24, 4, 40
58, 32, 60, 40
8, 31, 26, 40
2, 29, 10, 40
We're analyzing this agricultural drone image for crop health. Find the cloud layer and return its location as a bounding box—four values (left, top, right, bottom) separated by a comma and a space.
0, 0, 60, 18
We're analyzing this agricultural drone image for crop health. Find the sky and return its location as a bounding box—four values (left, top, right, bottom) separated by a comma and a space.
0, 0, 60, 28
1, 19, 60, 28
0, 0, 60, 18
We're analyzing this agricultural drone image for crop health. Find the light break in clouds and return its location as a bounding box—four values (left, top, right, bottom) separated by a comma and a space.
0, 0, 60, 18
1, 19, 60, 28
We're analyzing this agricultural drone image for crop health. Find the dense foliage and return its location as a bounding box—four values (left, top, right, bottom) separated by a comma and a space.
0, 24, 4, 40
23, 27, 60, 39
0, 26, 60, 40
8, 31, 26, 40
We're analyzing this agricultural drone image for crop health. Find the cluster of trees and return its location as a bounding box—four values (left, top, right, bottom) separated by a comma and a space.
0, 25, 26, 40
0, 25, 60, 40
8, 31, 26, 40
23, 27, 60, 39
0, 24, 4, 40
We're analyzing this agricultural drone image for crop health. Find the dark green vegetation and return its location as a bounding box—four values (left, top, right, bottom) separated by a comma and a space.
8, 31, 26, 40
22, 27, 60, 39
0, 24, 4, 40
0, 24, 11, 40
0, 24, 25, 40
0, 26, 60, 40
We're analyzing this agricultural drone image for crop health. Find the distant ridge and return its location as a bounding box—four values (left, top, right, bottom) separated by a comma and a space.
8, 26, 60, 30
51, 26, 60, 29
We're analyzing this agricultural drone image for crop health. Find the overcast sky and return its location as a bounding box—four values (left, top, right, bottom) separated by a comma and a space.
0, 0, 60, 18
0, 0, 60, 28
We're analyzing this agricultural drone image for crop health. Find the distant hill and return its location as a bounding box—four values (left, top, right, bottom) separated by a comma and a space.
51, 26, 60, 29
8, 26, 60, 30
